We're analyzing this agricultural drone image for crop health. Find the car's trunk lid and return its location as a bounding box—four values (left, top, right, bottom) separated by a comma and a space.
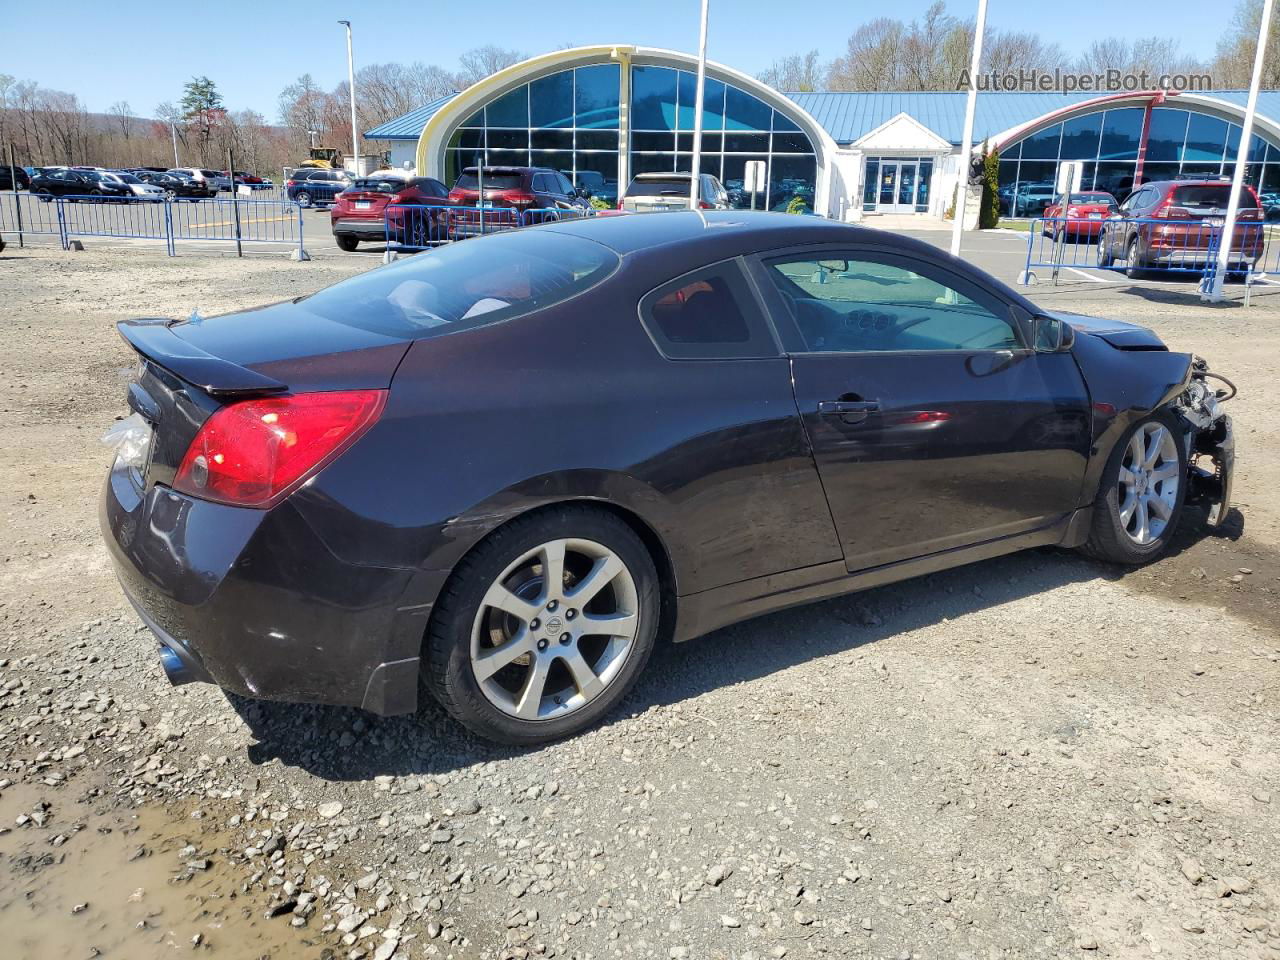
117, 307, 411, 489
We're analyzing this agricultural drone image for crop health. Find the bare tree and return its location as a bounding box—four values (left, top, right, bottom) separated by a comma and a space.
454, 46, 525, 87
827, 19, 906, 91
758, 50, 825, 92
109, 100, 133, 140
1212, 0, 1280, 87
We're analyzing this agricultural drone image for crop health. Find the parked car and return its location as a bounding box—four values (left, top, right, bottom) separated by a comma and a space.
1258, 190, 1280, 222
227, 170, 274, 191
1042, 191, 1119, 240
445, 166, 588, 238
136, 171, 215, 201
619, 172, 729, 212
0, 165, 31, 190
564, 169, 618, 206
168, 167, 226, 191
1097, 180, 1265, 278
30, 168, 132, 200
1011, 183, 1057, 217
287, 167, 353, 206
100, 171, 167, 202
101, 212, 1234, 744
330, 173, 451, 251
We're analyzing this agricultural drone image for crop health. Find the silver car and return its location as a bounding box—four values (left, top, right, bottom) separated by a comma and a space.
620, 172, 729, 213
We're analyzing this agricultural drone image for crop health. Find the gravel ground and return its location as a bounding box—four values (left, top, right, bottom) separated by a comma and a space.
1, 243, 1277, 960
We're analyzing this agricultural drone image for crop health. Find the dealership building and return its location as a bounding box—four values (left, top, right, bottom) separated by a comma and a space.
365, 45, 1280, 220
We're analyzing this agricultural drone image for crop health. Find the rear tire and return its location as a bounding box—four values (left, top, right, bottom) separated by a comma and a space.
423, 505, 660, 745
295, 190, 312, 208
335, 234, 359, 252
1081, 410, 1187, 565
1125, 236, 1146, 279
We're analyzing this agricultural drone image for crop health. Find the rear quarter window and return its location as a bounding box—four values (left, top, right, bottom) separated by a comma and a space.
639, 261, 779, 360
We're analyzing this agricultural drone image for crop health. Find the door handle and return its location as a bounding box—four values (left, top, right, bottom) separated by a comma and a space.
818, 399, 880, 416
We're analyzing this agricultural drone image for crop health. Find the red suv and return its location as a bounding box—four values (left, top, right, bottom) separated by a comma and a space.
330, 174, 451, 251
1098, 180, 1265, 278
446, 166, 588, 239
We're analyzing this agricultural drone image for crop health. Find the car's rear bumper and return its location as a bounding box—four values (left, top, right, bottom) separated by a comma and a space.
100, 460, 444, 716
332, 216, 391, 237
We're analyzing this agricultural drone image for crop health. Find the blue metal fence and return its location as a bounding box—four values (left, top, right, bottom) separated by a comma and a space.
1021, 215, 1268, 285
383, 203, 596, 253
0, 191, 306, 257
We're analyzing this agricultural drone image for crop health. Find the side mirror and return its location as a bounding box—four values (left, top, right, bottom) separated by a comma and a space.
1033, 314, 1074, 352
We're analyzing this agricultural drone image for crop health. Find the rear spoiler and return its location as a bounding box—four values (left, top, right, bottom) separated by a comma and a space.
117, 318, 287, 396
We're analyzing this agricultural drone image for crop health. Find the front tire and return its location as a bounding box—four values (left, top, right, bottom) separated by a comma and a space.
1081, 411, 1187, 565
423, 506, 660, 745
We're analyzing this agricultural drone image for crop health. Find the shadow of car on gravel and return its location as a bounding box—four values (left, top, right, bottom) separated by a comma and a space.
233, 509, 1270, 782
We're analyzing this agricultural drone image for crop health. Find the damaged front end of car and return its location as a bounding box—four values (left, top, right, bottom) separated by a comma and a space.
1173, 356, 1236, 528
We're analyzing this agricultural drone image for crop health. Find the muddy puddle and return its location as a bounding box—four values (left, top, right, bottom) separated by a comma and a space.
0, 782, 322, 960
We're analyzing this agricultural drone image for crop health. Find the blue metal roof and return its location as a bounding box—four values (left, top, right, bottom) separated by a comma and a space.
366, 89, 1280, 145
364, 94, 457, 140
786, 90, 1280, 145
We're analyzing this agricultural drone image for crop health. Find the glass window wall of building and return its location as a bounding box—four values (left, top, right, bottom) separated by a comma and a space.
997, 106, 1279, 217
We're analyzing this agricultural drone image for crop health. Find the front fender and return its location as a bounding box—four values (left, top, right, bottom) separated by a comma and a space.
1070, 332, 1192, 504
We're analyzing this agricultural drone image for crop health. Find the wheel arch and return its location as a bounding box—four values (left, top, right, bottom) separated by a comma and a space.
422, 495, 681, 652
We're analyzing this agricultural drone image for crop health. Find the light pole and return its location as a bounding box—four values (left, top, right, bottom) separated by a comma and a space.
1205, 0, 1274, 301
688, 0, 710, 210
170, 121, 179, 167
338, 19, 359, 175
950, 0, 989, 257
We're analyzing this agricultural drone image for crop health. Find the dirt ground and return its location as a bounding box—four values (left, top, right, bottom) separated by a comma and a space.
0, 242, 1277, 960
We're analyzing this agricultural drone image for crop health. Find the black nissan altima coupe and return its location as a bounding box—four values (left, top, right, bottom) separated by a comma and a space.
101, 212, 1236, 744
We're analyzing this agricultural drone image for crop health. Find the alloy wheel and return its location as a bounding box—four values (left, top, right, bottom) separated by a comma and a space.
469, 538, 639, 721
1117, 422, 1180, 545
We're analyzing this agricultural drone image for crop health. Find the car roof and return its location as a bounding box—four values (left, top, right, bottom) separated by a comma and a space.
541, 210, 926, 257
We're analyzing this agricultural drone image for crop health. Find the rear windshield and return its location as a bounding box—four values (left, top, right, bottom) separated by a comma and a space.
298, 231, 619, 339
1068, 193, 1115, 204
201, 170, 221, 178
456, 172, 523, 190
116, 173, 141, 184
1172, 185, 1257, 208
627, 178, 690, 197
352, 177, 408, 193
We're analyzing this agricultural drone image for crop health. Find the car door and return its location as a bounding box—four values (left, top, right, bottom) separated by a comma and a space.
750, 247, 1092, 572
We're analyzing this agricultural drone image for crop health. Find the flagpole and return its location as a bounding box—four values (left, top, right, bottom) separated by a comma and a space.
950, 0, 989, 257
689, 0, 710, 210
1205, 0, 1274, 300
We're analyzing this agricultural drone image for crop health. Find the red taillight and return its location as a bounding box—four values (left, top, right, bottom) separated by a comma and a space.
173, 390, 386, 508
287, 179, 299, 187
507, 192, 535, 207
698, 200, 712, 209
1153, 201, 1191, 219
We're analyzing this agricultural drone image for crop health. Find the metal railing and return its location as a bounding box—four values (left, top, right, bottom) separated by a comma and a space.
1020, 216, 1268, 287
383, 203, 595, 253
0, 191, 306, 258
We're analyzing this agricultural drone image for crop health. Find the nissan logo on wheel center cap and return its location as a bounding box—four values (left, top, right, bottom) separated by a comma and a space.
545, 617, 563, 634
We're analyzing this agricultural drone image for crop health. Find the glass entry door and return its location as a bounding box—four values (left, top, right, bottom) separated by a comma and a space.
869, 158, 929, 213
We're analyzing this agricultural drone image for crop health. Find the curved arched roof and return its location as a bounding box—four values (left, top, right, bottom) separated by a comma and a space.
410, 44, 837, 174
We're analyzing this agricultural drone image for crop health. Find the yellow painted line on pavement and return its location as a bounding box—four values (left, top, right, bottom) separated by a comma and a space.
182, 215, 294, 229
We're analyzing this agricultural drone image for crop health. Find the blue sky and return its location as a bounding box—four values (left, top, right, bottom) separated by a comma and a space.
4, 0, 1229, 118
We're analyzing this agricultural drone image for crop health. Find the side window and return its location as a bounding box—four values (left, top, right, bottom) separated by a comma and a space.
763, 255, 1020, 354
556, 172, 575, 195
533, 173, 553, 192
639, 261, 778, 360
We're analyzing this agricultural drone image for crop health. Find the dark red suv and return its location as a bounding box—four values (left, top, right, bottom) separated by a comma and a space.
446, 166, 588, 238
1098, 179, 1265, 278
330, 174, 451, 250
